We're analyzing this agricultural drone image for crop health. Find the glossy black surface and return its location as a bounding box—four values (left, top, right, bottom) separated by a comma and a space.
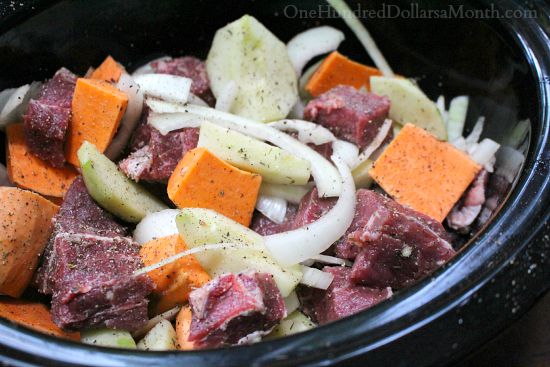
0, 0, 548, 366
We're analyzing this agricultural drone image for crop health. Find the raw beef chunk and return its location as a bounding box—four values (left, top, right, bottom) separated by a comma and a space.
188, 272, 286, 348
299, 267, 392, 324
23, 68, 77, 167
304, 85, 390, 150
35, 177, 153, 331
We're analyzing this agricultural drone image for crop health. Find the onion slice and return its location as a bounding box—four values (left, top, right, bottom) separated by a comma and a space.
134, 74, 192, 104
446, 96, 469, 142
264, 154, 356, 266
299, 265, 334, 290
145, 100, 342, 197
284, 291, 300, 315
188, 93, 209, 107
332, 140, 359, 168
0, 82, 41, 127
269, 119, 336, 145
286, 26, 345, 76
495, 146, 525, 183
310, 254, 351, 267
134, 242, 249, 276
259, 183, 311, 204
327, 0, 394, 77
132, 306, 181, 338
355, 118, 392, 167
105, 73, 144, 159
465, 116, 484, 147
148, 112, 203, 132
215, 80, 238, 112
469, 138, 501, 172
256, 195, 288, 224
133, 209, 180, 245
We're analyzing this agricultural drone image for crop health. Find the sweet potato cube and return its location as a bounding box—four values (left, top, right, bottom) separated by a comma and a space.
0, 299, 80, 340
370, 123, 481, 222
6, 124, 78, 198
140, 234, 210, 313
90, 55, 124, 83
306, 51, 383, 97
66, 78, 128, 166
0, 187, 59, 297
167, 148, 262, 226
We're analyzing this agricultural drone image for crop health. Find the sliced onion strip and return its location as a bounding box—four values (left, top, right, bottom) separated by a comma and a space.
299, 265, 334, 290
133, 209, 180, 245
332, 140, 359, 168
495, 146, 525, 183
134, 243, 250, 276
0, 82, 41, 126
470, 138, 501, 172
215, 80, 238, 112
465, 116, 485, 147
355, 118, 392, 167
269, 119, 336, 145
310, 254, 351, 267
134, 74, 192, 104
264, 154, 356, 266
259, 183, 311, 204
105, 73, 144, 159
145, 100, 342, 197
284, 291, 300, 315
256, 195, 288, 224
327, 0, 394, 77
188, 93, 209, 107
286, 26, 345, 76
148, 112, 203, 132
132, 306, 181, 338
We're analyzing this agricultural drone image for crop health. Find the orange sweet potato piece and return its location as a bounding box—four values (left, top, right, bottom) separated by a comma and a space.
6, 124, 77, 198
167, 148, 262, 226
90, 55, 124, 83
306, 51, 383, 97
370, 123, 481, 222
66, 78, 128, 166
175, 306, 195, 350
0, 187, 59, 297
140, 234, 210, 314
0, 299, 79, 340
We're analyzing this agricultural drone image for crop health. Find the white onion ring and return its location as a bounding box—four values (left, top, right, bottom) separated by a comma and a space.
286, 26, 345, 76
269, 119, 336, 145
134, 74, 192, 104
264, 154, 356, 266
133, 209, 180, 245
105, 73, 144, 159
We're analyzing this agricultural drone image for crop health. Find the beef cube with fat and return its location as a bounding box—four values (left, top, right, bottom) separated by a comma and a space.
35, 177, 128, 294
48, 233, 153, 331
119, 121, 199, 183
334, 190, 455, 289
299, 267, 392, 324
35, 177, 153, 331
188, 272, 286, 348
23, 68, 77, 167
304, 85, 390, 150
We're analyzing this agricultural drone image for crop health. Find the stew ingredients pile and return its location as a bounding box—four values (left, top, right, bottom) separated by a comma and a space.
0, 6, 527, 351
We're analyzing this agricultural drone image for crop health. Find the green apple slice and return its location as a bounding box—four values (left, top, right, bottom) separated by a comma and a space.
78, 141, 167, 222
